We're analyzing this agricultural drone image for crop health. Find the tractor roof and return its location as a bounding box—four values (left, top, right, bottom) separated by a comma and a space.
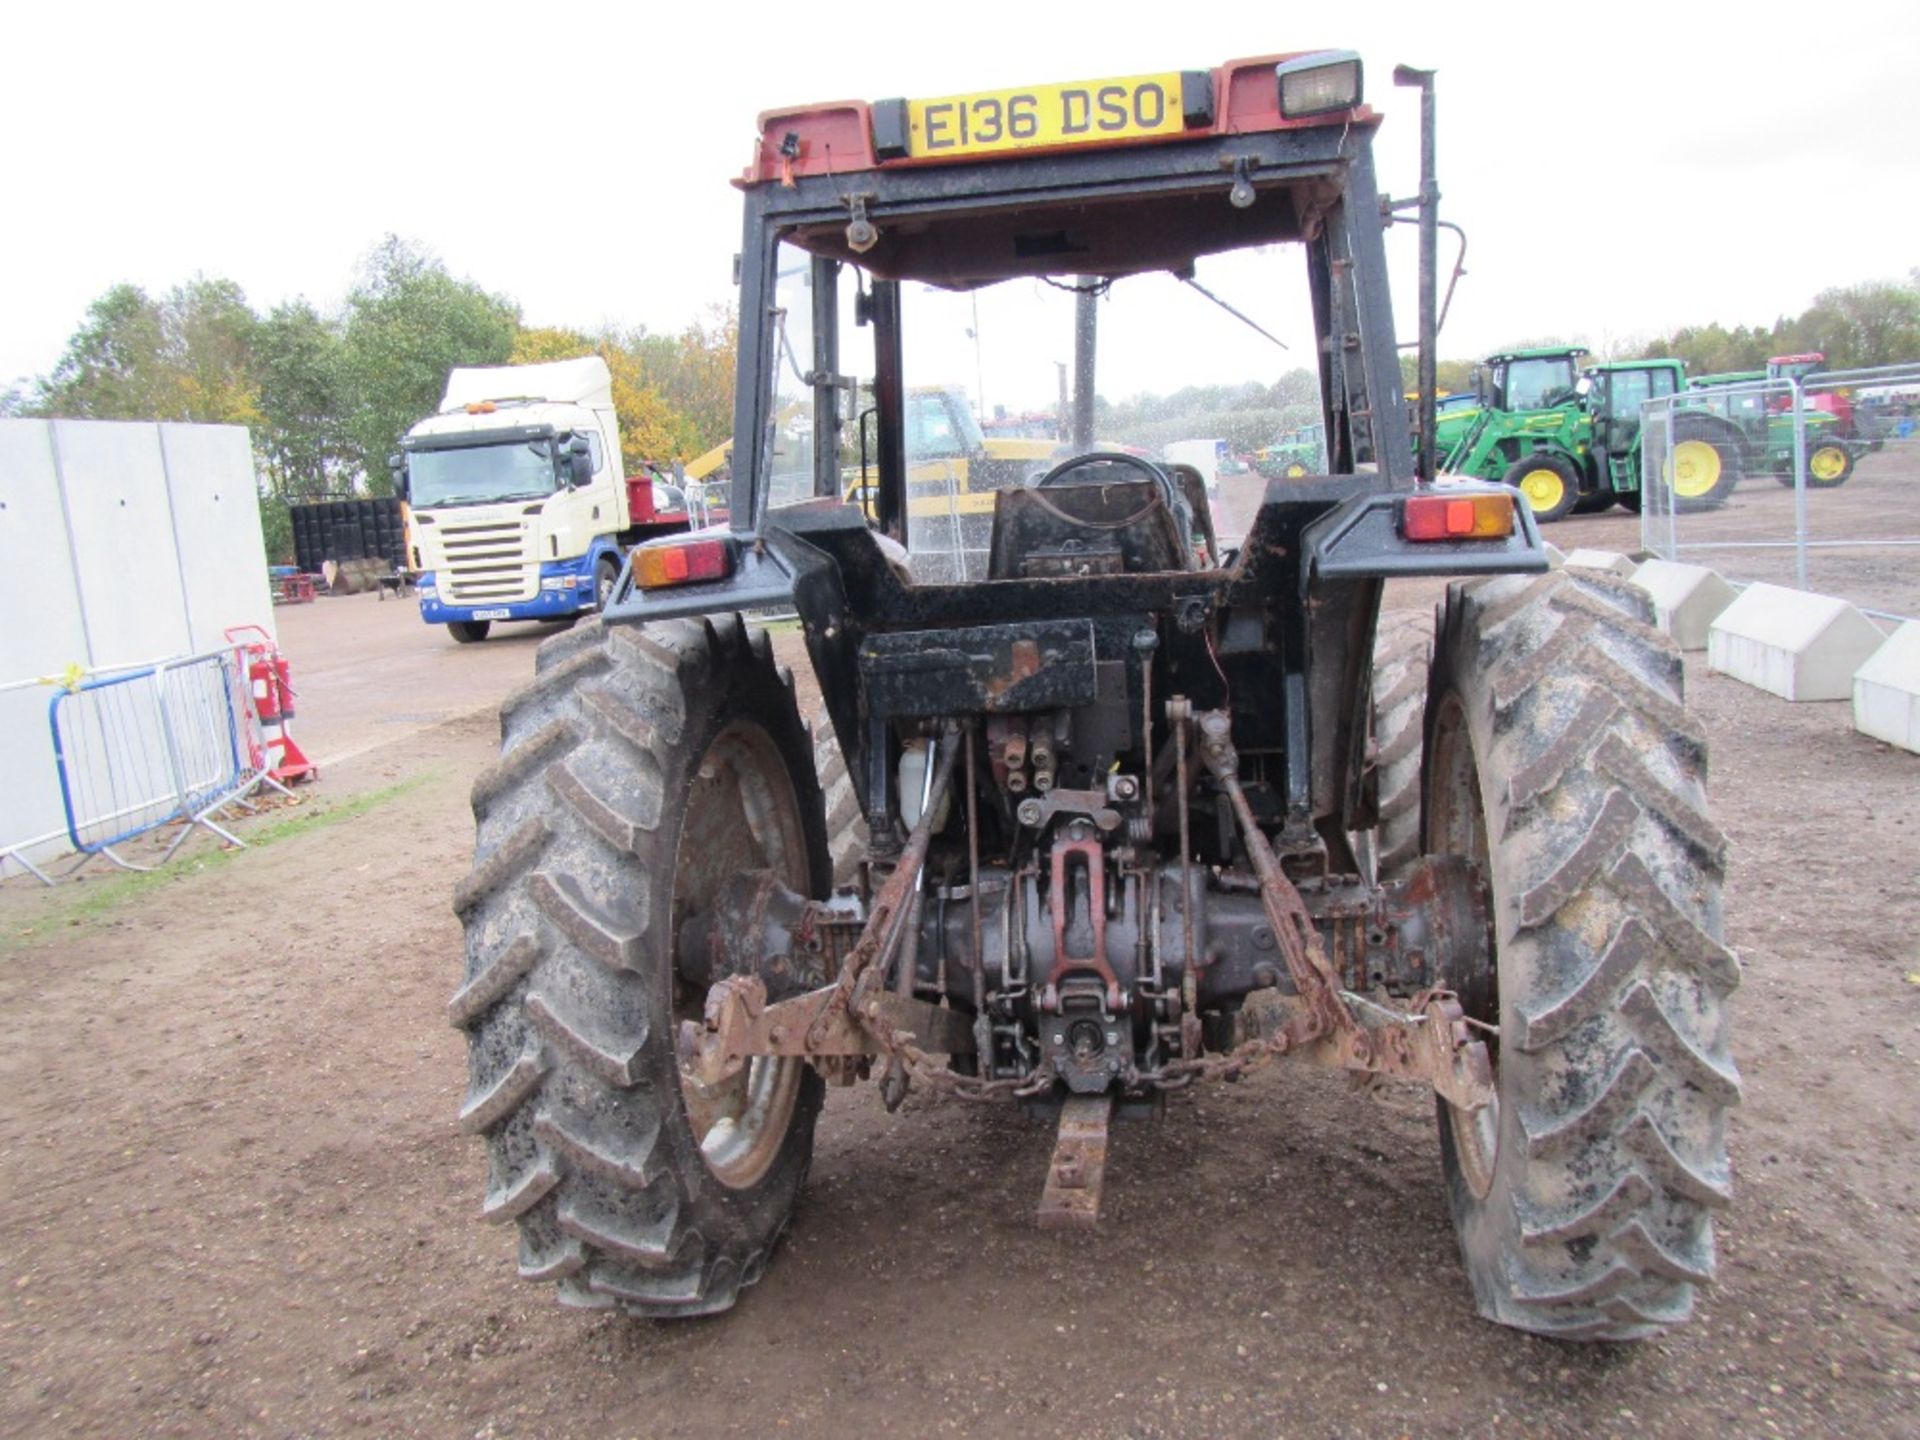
739, 53, 1373, 187
1486, 346, 1590, 364
1690, 370, 1766, 387
735, 52, 1379, 289
1585, 358, 1685, 374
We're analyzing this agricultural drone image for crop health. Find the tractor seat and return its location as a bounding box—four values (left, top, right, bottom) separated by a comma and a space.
987, 477, 1191, 579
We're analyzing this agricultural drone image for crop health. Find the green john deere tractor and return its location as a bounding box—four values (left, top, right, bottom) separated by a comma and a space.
1255, 422, 1326, 478
1685, 371, 1872, 489
1437, 347, 1743, 521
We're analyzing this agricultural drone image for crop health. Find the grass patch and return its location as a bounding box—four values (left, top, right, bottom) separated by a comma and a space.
3, 771, 441, 950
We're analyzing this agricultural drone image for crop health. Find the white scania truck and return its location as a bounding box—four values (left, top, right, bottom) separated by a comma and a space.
396, 356, 689, 642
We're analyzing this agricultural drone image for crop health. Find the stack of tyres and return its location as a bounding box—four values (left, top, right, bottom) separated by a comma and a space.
290, 498, 408, 575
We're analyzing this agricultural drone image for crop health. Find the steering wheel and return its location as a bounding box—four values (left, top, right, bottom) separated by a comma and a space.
1034, 449, 1183, 517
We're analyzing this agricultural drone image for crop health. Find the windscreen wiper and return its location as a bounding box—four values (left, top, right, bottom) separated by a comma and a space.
1181, 275, 1289, 351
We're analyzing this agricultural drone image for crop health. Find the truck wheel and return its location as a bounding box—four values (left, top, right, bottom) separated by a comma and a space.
1501, 453, 1580, 523
449, 620, 491, 644
1366, 614, 1431, 883
452, 614, 829, 1317
810, 708, 869, 889
1422, 569, 1740, 1340
594, 556, 622, 611
1670, 426, 1742, 509
1797, 440, 1854, 488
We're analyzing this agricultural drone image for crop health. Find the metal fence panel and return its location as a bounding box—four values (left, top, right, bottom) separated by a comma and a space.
1641, 362, 1920, 625
25, 645, 283, 876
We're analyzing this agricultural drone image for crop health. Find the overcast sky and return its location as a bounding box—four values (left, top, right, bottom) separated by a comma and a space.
6, 1, 1917, 402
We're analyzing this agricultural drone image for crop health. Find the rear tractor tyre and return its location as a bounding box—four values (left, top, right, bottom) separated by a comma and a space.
1670, 426, 1742, 510
1501, 452, 1581, 524
811, 707, 869, 890
452, 614, 830, 1317
1366, 613, 1432, 883
1423, 568, 1740, 1341
448, 620, 492, 644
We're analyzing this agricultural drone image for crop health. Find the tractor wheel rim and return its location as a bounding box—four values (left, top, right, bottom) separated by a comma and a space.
1672, 440, 1722, 498
1810, 445, 1846, 481
673, 721, 809, 1189
1519, 468, 1564, 513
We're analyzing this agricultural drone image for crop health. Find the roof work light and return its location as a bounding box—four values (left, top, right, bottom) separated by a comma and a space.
1275, 51, 1363, 119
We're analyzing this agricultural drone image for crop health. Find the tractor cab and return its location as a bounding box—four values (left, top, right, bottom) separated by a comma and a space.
1477, 345, 1589, 413
1584, 358, 1684, 458
1767, 352, 1826, 384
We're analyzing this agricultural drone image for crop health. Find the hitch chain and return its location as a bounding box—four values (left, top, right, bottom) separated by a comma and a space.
814, 726, 1051, 1107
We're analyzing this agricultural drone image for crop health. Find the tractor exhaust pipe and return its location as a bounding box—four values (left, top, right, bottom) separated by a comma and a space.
1394, 64, 1438, 484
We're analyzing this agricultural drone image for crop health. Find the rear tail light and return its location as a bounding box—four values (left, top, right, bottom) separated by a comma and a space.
631, 536, 736, 589
1402, 492, 1515, 541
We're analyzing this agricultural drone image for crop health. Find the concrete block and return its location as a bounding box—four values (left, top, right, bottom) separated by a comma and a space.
1853, 621, 1920, 753
1562, 548, 1635, 577
1542, 542, 1567, 571
1630, 559, 1739, 651
1707, 582, 1887, 701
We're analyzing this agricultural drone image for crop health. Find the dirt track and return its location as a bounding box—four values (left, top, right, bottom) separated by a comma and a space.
1, 522, 1917, 1438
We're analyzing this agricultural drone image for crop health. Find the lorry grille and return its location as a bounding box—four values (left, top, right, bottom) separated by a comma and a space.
438, 520, 537, 603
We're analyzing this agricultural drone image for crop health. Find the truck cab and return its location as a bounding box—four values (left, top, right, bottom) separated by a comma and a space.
400, 357, 657, 642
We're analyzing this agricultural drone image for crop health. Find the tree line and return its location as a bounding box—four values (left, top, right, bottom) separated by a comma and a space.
4, 235, 737, 558
1631, 272, 1920, 376
10, 245, 1910, 532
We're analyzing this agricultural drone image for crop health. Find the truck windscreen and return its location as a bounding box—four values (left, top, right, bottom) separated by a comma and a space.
409, 439, 561, 507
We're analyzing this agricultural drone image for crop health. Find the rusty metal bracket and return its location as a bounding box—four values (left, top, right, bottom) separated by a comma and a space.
1234, 988, 1494, 1111
677, 973, 977, 1089
1036, 1093, 1114, 1229
1195, 709, 1346, 1046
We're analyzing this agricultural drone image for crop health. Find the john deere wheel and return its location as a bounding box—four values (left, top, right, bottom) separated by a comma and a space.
1423, 568, 1740, 1340
1796, 440, 1854, 488
1670, 428, 1741, 510
1501, 453, 1580, 524
452, 614, 828, 1317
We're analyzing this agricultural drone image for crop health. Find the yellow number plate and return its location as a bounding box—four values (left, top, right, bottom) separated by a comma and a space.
907, 73, 1186, 160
